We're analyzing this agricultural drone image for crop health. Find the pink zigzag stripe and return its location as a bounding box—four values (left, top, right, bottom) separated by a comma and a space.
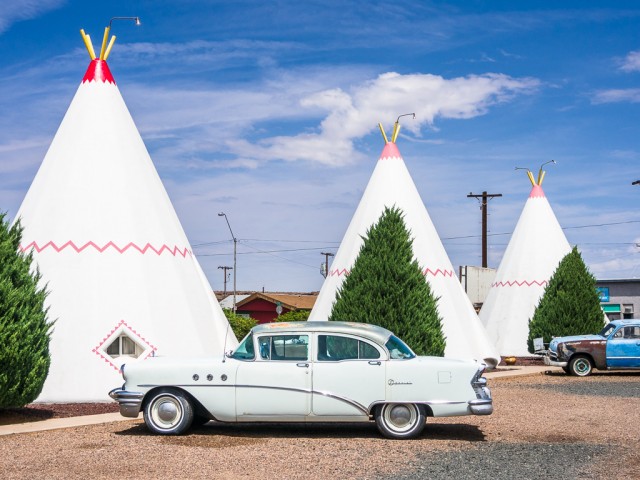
423, 268, 455, 277
92, 319, 158, 372
329, 267, 455, 278
20, 240, 192, 257
492, 280, 548, 287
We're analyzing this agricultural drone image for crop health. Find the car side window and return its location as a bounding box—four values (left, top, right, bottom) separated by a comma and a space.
623, 326, 640, 339
232, 333, 255, 361
258, 335, 308, 361
613, 329, 623, 339
317, 335, 380, 361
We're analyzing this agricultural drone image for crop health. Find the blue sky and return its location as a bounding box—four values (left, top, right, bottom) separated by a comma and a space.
1, 1, 639, 292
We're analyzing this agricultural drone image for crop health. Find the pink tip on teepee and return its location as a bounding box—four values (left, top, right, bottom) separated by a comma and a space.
379, 142, 401, 160
529, 184, 545, 198
82, 59, 115, 84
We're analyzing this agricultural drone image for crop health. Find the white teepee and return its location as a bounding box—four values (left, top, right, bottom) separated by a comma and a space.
479, 169, 571, 356
15, 29, 236, 402
309, 123, 500, 367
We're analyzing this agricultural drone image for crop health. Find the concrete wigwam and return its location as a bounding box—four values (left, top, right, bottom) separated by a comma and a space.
309, 120, 500, 368
480, 166, 571, 356
15, 27, 236, 401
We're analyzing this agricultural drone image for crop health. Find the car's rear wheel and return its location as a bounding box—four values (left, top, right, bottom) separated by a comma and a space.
569, 355, 593, 377
375, 403, 426, 439
143, 389, 194, 435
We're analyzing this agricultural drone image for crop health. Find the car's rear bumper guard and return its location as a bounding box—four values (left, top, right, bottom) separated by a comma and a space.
468, 398, 493, 415
109, 388, 144, 418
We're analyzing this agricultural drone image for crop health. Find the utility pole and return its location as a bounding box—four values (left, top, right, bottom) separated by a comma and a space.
217, 266, 233, 295
320, 252, 335, 278
467, 191, 502, 268
218, 212, 237, 313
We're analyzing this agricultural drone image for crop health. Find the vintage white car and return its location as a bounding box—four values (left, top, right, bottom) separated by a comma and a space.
109, 321, 492, 439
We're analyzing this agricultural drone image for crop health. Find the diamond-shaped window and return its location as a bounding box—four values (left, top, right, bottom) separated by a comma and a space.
93, 320, 156, 371
105, 334, 144, 358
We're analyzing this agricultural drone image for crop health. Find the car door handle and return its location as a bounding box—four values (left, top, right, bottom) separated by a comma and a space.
296, 363, 309, 368
368, 361, 381, 366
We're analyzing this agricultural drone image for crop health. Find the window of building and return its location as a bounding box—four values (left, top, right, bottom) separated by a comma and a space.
105, 334, 144, 358
623, 304, 634, 319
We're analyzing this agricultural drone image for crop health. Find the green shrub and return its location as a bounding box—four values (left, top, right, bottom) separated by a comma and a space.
223, 308, 257, 340
330, 206, 445, 356
0, 215, 53, 408
275, 310, 310, 322
527, 246, 605, 353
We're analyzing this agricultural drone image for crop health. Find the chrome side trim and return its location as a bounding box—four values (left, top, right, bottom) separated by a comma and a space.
109, 388, 144, 418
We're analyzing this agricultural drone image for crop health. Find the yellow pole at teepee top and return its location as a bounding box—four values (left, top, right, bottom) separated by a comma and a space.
527, 170, 536, 186
104, 35, 117, 61
80, 29, 96, 60
99, 26, 111, 60
378, 123, 389, 144
391, 122, 401, 143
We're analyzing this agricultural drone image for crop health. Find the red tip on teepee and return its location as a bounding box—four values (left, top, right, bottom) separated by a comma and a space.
529, 184, 545, 198
379, 142, 401, 160
82, 59, 115, 84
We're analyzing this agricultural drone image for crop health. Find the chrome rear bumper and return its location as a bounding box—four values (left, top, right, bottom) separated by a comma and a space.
109, 388, 144, 418
468, 398, 493, 415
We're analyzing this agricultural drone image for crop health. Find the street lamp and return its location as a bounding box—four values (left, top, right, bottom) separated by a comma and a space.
218, 213, 237, 313
109, 16, 141, 28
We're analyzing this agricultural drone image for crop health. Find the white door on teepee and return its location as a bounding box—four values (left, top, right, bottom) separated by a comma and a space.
309, 122, 500, 367
15, 27, 236, 402
479, 169, 571, 356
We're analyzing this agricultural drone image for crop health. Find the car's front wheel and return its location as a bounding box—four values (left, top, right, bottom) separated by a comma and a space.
375, 403, 426, 439
569, 355, 593, 377
143, 388, 194, 435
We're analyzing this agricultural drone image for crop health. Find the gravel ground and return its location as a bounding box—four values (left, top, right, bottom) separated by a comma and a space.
1, 371, 638, 480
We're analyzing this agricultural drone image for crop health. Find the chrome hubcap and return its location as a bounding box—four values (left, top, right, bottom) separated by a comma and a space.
151, 396, 182, 429
384, 404, 417, 432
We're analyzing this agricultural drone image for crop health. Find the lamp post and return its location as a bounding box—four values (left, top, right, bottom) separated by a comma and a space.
109, 16, 141, 28
218, 213, 237, 313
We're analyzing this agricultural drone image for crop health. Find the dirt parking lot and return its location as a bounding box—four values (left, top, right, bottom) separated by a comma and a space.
1, 371, 638, 480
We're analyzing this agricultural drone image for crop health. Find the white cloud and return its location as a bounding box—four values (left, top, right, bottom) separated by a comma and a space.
222, 72, 539, 166
592, 88, 640, 104
0, 0, 65, 34
621, 50, 640, 72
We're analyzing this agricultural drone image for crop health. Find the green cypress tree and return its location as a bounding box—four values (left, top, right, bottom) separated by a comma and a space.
527, 246, 604, 353
0, 214, 53, 408
329, 206, 445, 356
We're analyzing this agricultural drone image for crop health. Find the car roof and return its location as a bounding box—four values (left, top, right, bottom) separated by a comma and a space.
251, 321, 394, 345
609, 319, 640, 326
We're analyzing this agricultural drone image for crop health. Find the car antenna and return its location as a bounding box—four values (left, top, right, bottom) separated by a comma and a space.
222, 319, 231, 363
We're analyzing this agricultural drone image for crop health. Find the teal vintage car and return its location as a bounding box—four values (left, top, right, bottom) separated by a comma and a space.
544, 319, 640, 376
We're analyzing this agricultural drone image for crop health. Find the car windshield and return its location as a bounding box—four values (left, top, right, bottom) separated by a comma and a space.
385, 335, 416, 359
232, 333, 255, 360
599, 324, 616, 338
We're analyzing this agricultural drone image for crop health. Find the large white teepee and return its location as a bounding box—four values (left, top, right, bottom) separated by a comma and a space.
309, 124, 500, 367
479, 169, 571, 356
15, 29, 236, 402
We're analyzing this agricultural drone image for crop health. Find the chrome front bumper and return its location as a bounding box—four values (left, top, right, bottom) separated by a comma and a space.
109, 388, 144, 418
543, 355, 567, 368
468, 398, 493, 415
